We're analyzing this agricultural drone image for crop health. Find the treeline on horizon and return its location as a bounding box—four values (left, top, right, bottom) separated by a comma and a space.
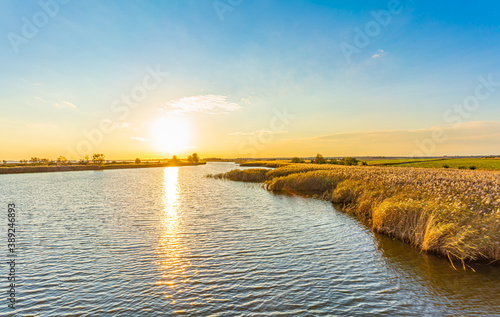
291, 154, 365, 166
1, 153, 202, 166
205, 154, 366, 166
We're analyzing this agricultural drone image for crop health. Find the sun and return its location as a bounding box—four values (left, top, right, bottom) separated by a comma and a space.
151, 116, 191, 154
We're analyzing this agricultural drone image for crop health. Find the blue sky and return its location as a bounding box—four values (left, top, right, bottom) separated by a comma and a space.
1, 0, 500, 159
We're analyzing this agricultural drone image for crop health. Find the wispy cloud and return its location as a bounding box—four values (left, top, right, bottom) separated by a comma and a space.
262, 121, 500, 157
229, 129, 288, 136
131, 136, 146, 142
53, 100, 78, 110
371, 49, 386, 59
113, 122, 131, 129
240, 96, 255, 105
25, 123, 57, 130
164, 95, 242, 114
313, 121, 500, 142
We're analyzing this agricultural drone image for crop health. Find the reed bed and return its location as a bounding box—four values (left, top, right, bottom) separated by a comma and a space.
239, 161, 291, 168
209, 168, 270, 182
211, 164, 500, 264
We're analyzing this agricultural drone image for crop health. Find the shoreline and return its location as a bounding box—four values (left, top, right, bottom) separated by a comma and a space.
210, 164, 500, 266
0, 162, 206, 175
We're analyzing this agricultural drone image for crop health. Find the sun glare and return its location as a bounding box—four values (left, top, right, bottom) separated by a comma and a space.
151, 116, 191, 154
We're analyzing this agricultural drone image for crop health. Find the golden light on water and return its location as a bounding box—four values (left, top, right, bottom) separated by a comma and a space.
157, 167, 192, 303
151, 116, 191, 154
162, 167, 180, 231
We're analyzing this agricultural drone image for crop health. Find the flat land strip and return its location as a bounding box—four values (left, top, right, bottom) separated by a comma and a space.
0, 162, 206, 175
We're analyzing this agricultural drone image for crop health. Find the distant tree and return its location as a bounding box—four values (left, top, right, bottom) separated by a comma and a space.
171, 155, 179, 163
342, 157, 358, 166
92, 153, 105, 165
2, 160, 6, 164
135, 158, 141, 164
291, 157, 305, 163
40, 158, 50, 164
187, 153, 199, 164
361, 161, 368, 166
328, 159, 339, 165
30, 157, 39, 164
192, 153, 199, 163
314, 154, 326, 164
57, 156, 67, 165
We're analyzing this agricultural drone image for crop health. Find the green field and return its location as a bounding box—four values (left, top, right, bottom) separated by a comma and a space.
365, 158, 442, 165
366, 158, 500, 171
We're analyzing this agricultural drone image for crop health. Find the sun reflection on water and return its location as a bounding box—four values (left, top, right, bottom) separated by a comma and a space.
156, 167, 192, 306
162, 167, 180, 232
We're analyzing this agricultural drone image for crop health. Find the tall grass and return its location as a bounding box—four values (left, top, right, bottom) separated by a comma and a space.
212, 164, 500, 264
208, 169, 269, 182
239, 161, 290, 168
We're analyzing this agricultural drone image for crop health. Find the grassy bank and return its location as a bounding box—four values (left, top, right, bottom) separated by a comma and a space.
210, 164, 500, 265
238, 160, 291, 168
238, 157, 500, 171
210, 168, 270, 182
366, 157, 500, 170
0, 162, 206, 175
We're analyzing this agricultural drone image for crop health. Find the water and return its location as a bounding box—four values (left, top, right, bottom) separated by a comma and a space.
0, 162, 498, 316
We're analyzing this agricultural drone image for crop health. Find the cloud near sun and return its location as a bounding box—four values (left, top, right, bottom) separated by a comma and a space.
164, 95, 242, 114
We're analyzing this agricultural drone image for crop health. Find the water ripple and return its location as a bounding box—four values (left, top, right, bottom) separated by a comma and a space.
0, 163, 498, 316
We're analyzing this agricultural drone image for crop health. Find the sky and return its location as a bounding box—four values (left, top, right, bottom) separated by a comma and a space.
1, 0, 500, 160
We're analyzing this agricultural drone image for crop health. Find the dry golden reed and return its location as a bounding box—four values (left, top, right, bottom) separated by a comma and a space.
212, 164, 500, 264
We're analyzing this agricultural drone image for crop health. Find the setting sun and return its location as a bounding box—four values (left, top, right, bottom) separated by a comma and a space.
151, 116, 191, 154
3, 1, 500, 316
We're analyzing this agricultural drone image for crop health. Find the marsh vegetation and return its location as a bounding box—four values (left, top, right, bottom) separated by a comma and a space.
211, 163, 500, 265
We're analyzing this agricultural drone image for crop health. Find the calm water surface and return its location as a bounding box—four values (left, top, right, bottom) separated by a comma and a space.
0, 162, 499, 316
